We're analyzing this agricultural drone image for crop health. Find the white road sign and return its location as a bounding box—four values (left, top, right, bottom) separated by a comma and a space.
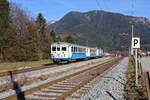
132, 37, 140, 49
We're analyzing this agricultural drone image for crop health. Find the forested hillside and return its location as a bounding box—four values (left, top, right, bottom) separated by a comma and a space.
0, 0, 73, 62
50, 10, 150, 51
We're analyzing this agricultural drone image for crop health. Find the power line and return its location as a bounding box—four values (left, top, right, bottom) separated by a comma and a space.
131, 0, 134, 16
95, 0, 102, 10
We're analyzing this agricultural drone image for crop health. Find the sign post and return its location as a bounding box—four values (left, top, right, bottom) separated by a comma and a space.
132, 37, 140, 85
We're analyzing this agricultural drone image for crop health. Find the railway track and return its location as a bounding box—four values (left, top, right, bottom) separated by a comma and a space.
145, 71, 150, 99
0, 60, 89, 77
0, 64, 59, 77
4, 57, 122, 100
0, 57, 109, 77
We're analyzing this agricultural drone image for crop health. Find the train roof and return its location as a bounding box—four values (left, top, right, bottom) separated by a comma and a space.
51, 42, 98, 49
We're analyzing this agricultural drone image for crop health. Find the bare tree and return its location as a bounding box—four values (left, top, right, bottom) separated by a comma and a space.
9, 2, 30, 36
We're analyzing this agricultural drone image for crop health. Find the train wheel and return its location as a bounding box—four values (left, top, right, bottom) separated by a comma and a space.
67, 61, 70, 64
85, 58, 88, 61
53, 61, 59, 64
67, 60, 71, 64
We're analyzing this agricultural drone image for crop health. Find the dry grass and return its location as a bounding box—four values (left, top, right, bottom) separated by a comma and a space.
124, 56, 148, 100
0, 59, 52, 71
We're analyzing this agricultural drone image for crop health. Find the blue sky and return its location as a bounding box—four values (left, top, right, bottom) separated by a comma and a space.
9, 0, 150, 21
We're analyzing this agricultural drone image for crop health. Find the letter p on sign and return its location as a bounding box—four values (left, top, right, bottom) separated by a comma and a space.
132, 37, 140, 49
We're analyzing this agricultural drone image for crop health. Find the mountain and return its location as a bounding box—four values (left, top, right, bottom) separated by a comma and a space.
50, 10, 150, 51
47, 20, 56, 25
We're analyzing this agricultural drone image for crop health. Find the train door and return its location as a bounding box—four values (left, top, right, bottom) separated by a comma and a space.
62, 45, 68, 58
68, 45, 71, 58
96, 49, 99, 56
51, 45, 56, 58
86, 48, 90, 57
100, 48, 103, 56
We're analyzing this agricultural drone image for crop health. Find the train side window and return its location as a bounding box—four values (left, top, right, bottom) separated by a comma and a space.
75, 47, 77, 52
73, 47, 74, 52
72, 47, 74, 52
62, 47, 66, 51
74, 47, 76, 52
74, 47, 75, 52
57, 47, 60, 51
71, 47, 73, 52
52, 46, 56, 51
76, 47, 77, 52
76, 47, 78, 52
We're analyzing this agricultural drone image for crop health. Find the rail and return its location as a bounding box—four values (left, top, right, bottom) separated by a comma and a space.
145, 71, 150, 99
3, 57, 122, 100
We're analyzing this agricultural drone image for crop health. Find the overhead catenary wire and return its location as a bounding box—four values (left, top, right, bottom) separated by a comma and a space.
95, 0, 102, 10
95, 0, 104, 48
131, 0, 134, 39
131, 0, 134, 16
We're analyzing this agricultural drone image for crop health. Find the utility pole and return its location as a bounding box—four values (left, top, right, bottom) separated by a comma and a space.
131, 24, 134, 55
129, 46, 130, 55
132, 37, 140, 85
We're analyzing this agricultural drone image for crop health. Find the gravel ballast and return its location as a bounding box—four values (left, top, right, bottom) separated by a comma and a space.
78, 57, 128, 100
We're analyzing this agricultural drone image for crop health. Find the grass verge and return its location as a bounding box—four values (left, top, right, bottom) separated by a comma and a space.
124, 56, 148, 100
0, 59, 52, 71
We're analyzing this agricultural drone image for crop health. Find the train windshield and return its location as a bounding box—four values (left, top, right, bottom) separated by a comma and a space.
52, 46, 56, 51
57, 47, 60, 51
62, 47, 66, 51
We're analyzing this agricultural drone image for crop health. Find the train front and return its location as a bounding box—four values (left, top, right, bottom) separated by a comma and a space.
51, 42, 69, 63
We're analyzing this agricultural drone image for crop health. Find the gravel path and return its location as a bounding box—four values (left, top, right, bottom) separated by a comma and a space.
0, 57, 111, 99
78, 57, 128, 100
139, 57, 150, 72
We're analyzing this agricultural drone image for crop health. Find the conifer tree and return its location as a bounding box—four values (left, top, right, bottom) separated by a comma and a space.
25, 22, 40, 61
64, 35, 74, 43
0, 0, 10, 61
36, 13, 47, 59
42, 34, 52, 59
56, 36, 63, 42
36, 13, 46, 35
0, 0, 10, 30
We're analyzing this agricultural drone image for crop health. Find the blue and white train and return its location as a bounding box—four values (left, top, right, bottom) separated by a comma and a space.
51, 42, 103, 63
